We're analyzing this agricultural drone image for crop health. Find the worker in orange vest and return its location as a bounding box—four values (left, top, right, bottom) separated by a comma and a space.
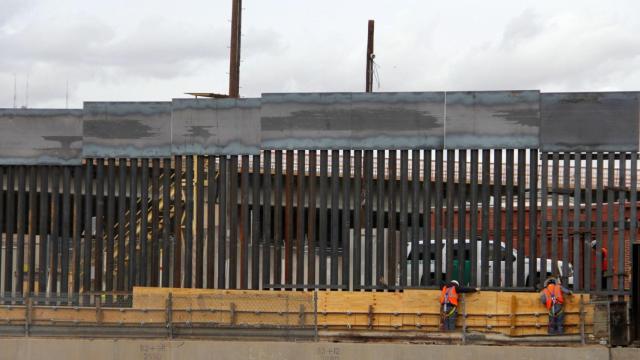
591, 240, 608, 290
539, 277, 572, 335
439, 280, 479, 331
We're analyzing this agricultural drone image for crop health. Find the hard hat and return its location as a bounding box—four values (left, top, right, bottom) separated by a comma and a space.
544, 277, 556, 287
591, 240, 597, 249
451, 280, 460, 287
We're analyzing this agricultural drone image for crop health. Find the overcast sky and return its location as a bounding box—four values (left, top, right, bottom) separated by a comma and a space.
1, 0, 639, 108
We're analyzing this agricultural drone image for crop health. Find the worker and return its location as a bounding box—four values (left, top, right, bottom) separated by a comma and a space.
439, 280, 479, 331
590, 240, 608, 290
539, 277, 572, 335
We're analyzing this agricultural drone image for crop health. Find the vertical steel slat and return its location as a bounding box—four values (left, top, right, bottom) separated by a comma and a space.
504, 149, 513, 287
317, 151, 326, 286
387, 151, 396, 288
480, 150, 490, 287
240, 155, 249, 289
196, 156, 206, 288
105, 159, 116, 291
13, 166, 25, 299
60, 166, 71, 299
342, 150, 351, 290
363, 150, 374, 288
528, 150, 538, 289
492, 150, 503, 287
307, 151, 316, 287
540, 153, 549, 288
606, 153, 615, 291
151, 158, 161, 286
352, 150, 362, 289
138, 158, 149, 286
573, 152, 582, 291
71, 167, 80, 296
117, 159, 126, 292
81, 161, 93, 299
330, 150, 340, 287
184, 156, 194, 288
229, 156, 239, 288
617, 154, 626, 290
469, 150, 478, 287
4, 167, 15, 298
0, 167, 4, 298
458, 150, 467, 283
37, 166, 47, 296
251, 154, 261, 290
446, 149, 455, 282
630, 152, 638, 254
284, 151, 294, 286
173, 156, 183, 288
516, 149, 526, 287
422, 150, 432, 287
262, 152, 272, 289
50, 167, 60, 300
411, 150, 420, 287
551, 152, 559, 278
94, 160, 104, 292
27, 167, 37, 296
162, 158, 172, 288
378, 150, 386, 288
273, 151, 283, 287
16, 166, 26, 299
296, 150, 305, 286
584, 153, 593, 291
399, 150, 408, 288
217, 156, 228, 289
435, 150, 444, 286
128, 159, 137, 288
595, 153, 604, 291
562, 152, 570, 285
206, 156, 217, 289
139, 159, 149, 286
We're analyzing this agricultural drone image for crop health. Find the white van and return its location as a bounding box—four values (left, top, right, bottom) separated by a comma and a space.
403, 239, 574, 287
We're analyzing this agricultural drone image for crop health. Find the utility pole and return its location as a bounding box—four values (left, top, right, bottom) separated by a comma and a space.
228, 0, 242, 98
365, 20, 375, 92
13, 74, 16, 109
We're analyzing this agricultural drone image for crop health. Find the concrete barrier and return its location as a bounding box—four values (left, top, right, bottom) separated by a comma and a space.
0, 338, 628, 360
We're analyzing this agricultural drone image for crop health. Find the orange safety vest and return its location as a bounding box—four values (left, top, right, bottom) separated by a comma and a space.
542, 284, 564, 310
440, 286, 458, 306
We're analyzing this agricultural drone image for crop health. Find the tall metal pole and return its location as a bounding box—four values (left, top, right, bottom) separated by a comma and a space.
229, 0, 242, 98
365, 20, 375, 92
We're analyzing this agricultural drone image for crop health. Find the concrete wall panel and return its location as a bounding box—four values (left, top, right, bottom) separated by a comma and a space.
0, 109, 83, 165
83, 102, 172, 158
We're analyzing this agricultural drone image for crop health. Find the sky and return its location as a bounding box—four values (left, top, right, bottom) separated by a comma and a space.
1, 0, 639, 108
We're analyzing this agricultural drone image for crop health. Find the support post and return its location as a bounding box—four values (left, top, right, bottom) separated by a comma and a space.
228, 0, 242, 98
166, 293, 173, 339
365, 20, 375, 92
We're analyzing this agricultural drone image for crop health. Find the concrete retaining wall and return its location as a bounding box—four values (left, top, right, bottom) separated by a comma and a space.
1, 338, 635, 360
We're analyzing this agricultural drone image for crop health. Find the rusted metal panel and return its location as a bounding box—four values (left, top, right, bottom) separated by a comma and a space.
0, 109, 82, 165
261, 92, 445, 149
540, 92, 639, 152
445, 90, 540, 149
171, 98, 260, 155
83, 102, 171, 158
